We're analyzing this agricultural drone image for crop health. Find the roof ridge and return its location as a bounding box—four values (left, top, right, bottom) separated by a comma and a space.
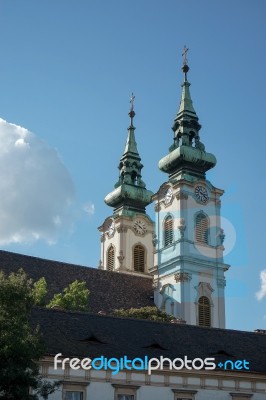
0, 249, 153, 280
32, 307, 264, 335
0, 249, 91, 269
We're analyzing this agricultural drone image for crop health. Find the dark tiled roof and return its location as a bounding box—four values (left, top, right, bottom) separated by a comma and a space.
31, 307, 266, 373
0, 250, 153, 313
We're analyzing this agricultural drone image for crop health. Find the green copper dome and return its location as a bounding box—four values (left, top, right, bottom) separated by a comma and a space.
159, 144, 216, 179
159, 60, 216, 180
105, 100, 153, 215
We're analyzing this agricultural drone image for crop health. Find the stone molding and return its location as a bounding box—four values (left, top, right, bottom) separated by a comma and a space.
229, 394, 253, 399
217, 278, 226, 287
178, 218, 186, 238
117, 251, 125, 267
154, 203, 161, 212
117, 225, 128, 233
174, 272, 192, 282
176, 191, 188, 200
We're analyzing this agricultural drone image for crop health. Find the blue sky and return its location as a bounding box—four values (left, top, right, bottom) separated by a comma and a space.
0, 0, 265, 331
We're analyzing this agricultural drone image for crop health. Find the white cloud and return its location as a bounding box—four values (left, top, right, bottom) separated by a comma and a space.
256, 269, 266, 301
83, 202, 95, 216
0, 117, 75, 245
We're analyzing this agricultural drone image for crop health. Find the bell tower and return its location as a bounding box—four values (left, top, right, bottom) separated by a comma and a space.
151, 50, 230, 328
98, 95, 154, 276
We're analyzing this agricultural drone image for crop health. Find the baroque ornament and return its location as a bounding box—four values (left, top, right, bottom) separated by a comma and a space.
174, 272, 192, 282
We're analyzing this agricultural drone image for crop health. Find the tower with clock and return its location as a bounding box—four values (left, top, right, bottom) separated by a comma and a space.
151, 51, 230, 328
98, 96, 154, 276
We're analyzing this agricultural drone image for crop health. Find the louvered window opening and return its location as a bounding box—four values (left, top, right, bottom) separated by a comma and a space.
134, 245, 145, 272
195, 214, 208, 244
107, 246, 114, 271
164, 216, 174, 246
198, 296, 211, 327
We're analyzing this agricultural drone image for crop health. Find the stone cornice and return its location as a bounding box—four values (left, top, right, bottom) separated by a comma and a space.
229, 393, 253, 399
157, 255, 230, 272
112, 384, 140, 390
62, 381, 90, 387
172, 388, 198, 394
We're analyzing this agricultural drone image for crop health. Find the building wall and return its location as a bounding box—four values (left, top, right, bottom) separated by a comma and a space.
41, 358, 266, 400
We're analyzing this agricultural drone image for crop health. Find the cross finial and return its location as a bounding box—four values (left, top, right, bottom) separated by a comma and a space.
182, 45, 189, 65
130, 92, 135, 112
129, 92, 136, 125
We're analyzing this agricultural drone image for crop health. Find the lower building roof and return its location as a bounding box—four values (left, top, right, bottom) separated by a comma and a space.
31, 307, 266, 374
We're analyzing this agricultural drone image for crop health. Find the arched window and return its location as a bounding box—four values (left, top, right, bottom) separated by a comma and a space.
164, 215, 174, 246
133, 245, 145, 272
198, 296, 211, 327
195, 213, 208, 244
107, 245, 115, 271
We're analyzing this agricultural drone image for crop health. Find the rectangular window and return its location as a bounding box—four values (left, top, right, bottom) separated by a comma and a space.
175, 398, 192, 400
172, 389, 197, 400
65, 392, 83, 400
117, 396, 135, 400
112, 384, 139, 400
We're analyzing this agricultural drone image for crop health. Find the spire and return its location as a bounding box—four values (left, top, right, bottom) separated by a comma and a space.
105, 94, 153, 215
158, 48, 216, 180
123, 93, 138, 154
177, 63, 197, 117
172, 46, 200, 146
176, 46, 197, 117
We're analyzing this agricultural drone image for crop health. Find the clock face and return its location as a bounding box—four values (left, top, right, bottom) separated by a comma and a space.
107, 221, 115, 236
195, 185, 209, 203
133, 219, 147, 235
164, 188, 173, 205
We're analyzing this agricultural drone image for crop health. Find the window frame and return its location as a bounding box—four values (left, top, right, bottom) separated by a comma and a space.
133, 244, 146, 273
164, 214, 174, 247
195, 212, 209, 245
107, 244, 115, 271
172, 389, 197, 400
62, 382, 88, 400
198, 295, 211, 327
64, 392, 83, 400
112, 384, 140, 400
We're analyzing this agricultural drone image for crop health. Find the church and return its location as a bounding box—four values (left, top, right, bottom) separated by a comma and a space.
98, 50, 228, 329
1, 53, 266, 400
